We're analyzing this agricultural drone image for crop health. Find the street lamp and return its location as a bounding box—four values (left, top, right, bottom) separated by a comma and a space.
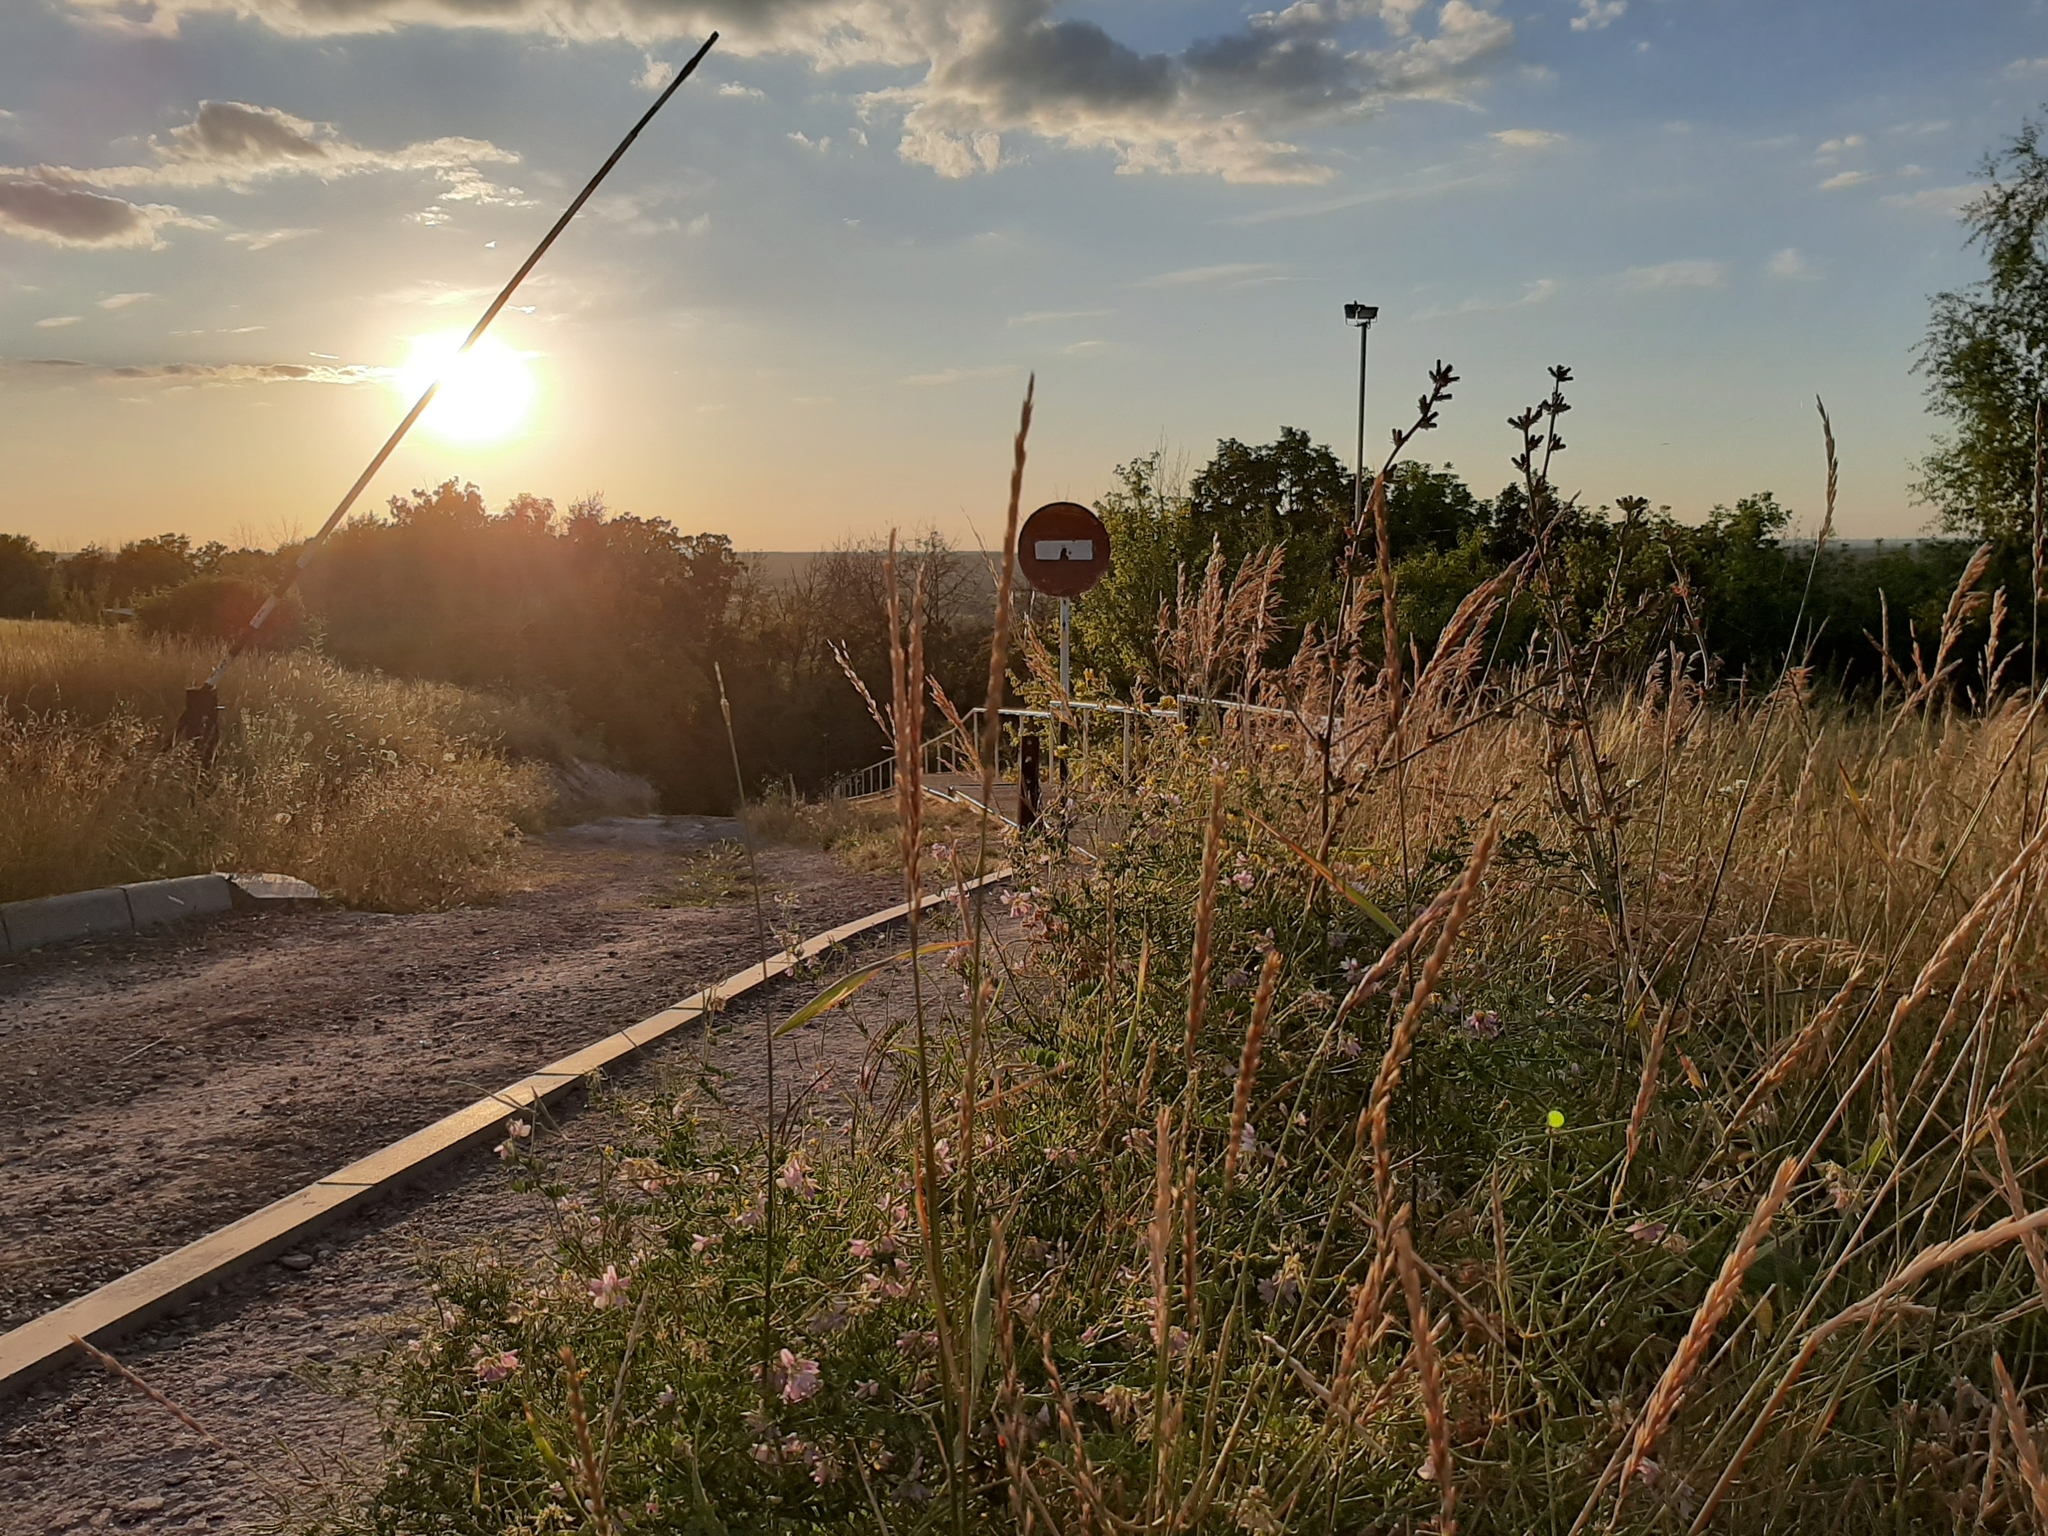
1344, 303, 1379, 545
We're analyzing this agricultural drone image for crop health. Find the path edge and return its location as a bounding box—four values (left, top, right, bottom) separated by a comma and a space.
0, 868, 1009, 1400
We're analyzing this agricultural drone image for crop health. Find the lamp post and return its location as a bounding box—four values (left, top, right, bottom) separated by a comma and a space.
1344, 302, 1378, 544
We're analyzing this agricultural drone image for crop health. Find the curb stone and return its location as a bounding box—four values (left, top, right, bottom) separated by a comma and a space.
0, 868, 1009, 1398
0, 873, 316, 957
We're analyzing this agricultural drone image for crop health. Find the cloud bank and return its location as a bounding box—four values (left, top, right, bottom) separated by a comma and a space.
0, 100, 521, 248
63, 0, 1515, 185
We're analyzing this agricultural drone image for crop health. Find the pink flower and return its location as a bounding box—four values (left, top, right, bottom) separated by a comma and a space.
855, 1379, 882, 1401
1233, 869, 1257, 892
779, 1349, 821, 1403
691, 1233, 721, 1256
779, 1157, 817, 1200
589, 1264, 628, 1310
473, 1350, 520, 1383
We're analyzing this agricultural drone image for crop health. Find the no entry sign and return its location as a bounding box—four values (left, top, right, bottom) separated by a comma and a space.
1018, 502, 1111, 598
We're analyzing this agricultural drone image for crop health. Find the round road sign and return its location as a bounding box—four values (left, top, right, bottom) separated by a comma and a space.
1018, 502, 1111, 598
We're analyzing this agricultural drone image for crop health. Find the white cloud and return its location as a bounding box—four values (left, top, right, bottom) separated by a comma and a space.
1766, 247, 1818, 281
902, 363, 1018, 386
0, 174, 191, 249
1009, 307, 1111, 325
787, 130, 833, 152
1412, 276, 1556, 319
1816, 134, 1865, 155
62, 0, 1517, 187
636, 54, 674, 90
96, 292, 154, 309
2008, 58, 2048, 76
35, 314, 81, 328
1882, 184, 1975, 215
1570, 0, 1626, 31
9, 357, 385, 386
718, 81, 766, 99
0, 101, 522, 249
225, 226, 315, 250
1492, 128, 1562, 148
1819, 169, 1874, 190
1061, 338, 1105, 354
1622, 259, 1725, 291
1137, 261, 1287, 288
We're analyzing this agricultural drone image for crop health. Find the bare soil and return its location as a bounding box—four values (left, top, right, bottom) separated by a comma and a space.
0, 823, 899, 1333
0, 823, 1007, 1535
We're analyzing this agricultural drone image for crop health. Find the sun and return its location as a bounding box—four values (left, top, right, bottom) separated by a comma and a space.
392, 330, 537, 442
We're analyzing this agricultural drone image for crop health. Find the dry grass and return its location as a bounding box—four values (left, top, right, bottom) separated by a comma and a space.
0, 620, 556, 910
338, 375, 2048, 1535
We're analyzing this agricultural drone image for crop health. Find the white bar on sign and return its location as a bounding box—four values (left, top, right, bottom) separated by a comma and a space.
1034, 539, 1094, 561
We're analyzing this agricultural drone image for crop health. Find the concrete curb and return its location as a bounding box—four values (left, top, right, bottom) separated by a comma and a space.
0, 873, 317, 957
0, 868, 1010, 1400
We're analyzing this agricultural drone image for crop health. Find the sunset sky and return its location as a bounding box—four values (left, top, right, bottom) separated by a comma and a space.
0, 0, 2040, 554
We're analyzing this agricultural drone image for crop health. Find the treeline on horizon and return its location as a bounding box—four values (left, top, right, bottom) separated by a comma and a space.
0, 436, 2008, 813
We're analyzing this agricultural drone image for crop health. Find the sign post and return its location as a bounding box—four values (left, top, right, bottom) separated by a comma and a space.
1017, 502, 1112, 804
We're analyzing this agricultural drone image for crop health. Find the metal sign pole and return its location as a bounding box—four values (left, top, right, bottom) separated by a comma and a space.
1059, 597, 1071, 699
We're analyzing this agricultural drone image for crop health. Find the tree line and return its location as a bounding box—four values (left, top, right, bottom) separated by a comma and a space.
5, 109, 2046, 807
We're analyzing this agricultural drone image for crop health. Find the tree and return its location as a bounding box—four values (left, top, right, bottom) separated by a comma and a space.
0, 534, 55, 618
1917, 110, 2048, 546
1074, 452, 1200, 687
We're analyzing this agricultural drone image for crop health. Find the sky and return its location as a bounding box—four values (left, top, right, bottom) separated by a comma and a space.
0, 0, 2043, 554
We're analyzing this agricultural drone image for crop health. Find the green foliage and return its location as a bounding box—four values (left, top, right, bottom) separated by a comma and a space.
1073, 452, 1199, 687
0, 533, 55, 618
135, 573, 302, 646
1916, 110, 2048, 544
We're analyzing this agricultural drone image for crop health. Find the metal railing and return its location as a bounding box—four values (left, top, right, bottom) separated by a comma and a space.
826, 694, 1282, 801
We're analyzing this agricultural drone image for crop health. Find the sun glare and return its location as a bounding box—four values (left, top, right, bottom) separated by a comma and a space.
393, 330, 537, 442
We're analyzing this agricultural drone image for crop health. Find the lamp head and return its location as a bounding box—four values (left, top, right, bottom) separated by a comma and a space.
1344, 302, 1379, 326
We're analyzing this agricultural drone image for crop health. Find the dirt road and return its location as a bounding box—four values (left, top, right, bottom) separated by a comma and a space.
0, 820, 899, 1333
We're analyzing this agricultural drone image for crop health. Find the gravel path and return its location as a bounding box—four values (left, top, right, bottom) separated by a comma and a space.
0, 824, 1009, 1535
0, 822, 899, 1333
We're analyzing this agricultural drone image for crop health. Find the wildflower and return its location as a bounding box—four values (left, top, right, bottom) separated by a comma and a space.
930, 842, 954, 863
1625, 1220, 1669, 1245
806, 1300, 851, 1337
473, 1350, 520, 1383
691, 1232, 721, 1256
1464, 1009, 1503, 1040
1237, 1123, 1257, 1158
931, 1138, 958, 1176
855, 1379, 882, 1401
588, 1264, 628, 1310
1339, 956, 1361, 976
779, 1349, 822, 1403
736, 1196, 767, 1230
779, 1156, 816, 1199
809, 1449, 843, 1486
1220, 968, 1254, 991
896, 1329, 938, 1360
1334, 1032, 1363, 1059
1122, 1126, 1153, 1154
1168, 1326, 1191, 1358
1233, 868, 1256, 892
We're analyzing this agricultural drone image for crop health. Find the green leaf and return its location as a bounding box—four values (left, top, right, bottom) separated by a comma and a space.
967, 1233, 997, 1421
776, 941, 967, 1036
1245, 811, 1399, 936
